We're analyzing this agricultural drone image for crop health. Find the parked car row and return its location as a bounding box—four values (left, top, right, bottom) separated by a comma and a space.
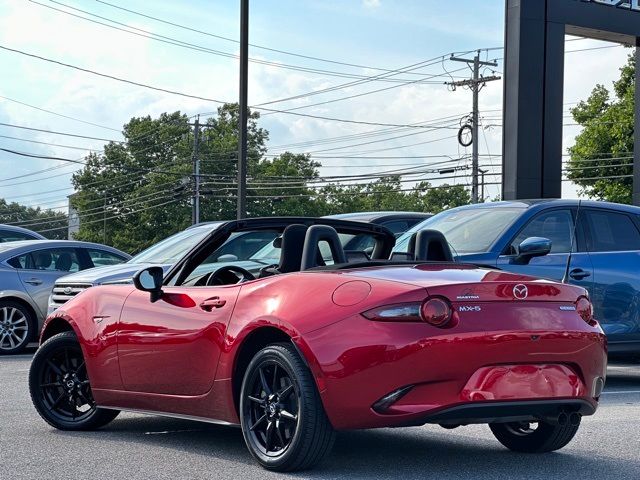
1, 213, 427, 354
2, 201, 640, 357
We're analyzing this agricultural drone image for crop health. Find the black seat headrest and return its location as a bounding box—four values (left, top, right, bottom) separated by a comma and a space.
301, 225, 347, 270
277, 224, 308, 273
34, 251, 52, 269
409, 229, 453, 262
55, 252, 73, 271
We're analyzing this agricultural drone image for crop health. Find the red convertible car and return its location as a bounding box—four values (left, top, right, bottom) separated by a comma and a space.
29, 218, 607, 471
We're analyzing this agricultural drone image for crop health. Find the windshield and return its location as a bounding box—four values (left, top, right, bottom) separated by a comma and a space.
393, 207, 524, 255
129, 224, 218, 264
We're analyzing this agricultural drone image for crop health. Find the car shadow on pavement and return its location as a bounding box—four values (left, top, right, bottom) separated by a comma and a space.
49, 413, 639, 480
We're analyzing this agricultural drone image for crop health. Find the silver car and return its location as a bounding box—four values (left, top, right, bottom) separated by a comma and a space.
0, 240, 130, 354
0, 224, 46, 242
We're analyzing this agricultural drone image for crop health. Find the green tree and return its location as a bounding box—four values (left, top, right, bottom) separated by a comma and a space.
248, 152, 328, 217
412, 182, 471, 213
70, 103, 471, 253
567, 53, 635, 203
321, 177, 469, 214
71, 104, 270, 253
0, 199, 68, 239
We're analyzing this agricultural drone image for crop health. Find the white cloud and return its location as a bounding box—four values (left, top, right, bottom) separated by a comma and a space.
362, 0, 381, 9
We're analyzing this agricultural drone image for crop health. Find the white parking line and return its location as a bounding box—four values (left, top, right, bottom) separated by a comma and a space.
144, 429, 203, 435
602, 390, 640, 395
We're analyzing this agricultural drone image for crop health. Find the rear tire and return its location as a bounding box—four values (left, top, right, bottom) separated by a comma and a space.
489, 419, 580, 453
0, 300, 34, 355
239, 343, 335, 471
29, 331, 119, 431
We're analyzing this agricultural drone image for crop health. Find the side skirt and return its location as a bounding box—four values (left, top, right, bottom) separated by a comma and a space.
100, 406, 240, 427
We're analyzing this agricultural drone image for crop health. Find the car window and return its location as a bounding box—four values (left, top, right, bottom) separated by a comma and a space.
252, 232, 379, 261
585, 210, 640, 252
183, 230, 280, 285
206, 231, 279, 262
394, 207, 524, 254
511, 210, 573, 254
86, 249, 128, 267
0, 229, 38, 242
381, 220, 409, 236
8, 248, 81, 272
129, 226, 216, 264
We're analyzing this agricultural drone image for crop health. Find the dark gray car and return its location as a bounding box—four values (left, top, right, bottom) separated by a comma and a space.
0, 240, 130, 354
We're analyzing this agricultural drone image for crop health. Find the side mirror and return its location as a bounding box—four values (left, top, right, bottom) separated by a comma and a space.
513, 237, 552, 265
133, 266, 164, 302
217, 254, 238, 262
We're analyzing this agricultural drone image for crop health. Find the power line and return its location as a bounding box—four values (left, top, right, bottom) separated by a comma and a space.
0, 94, 120, 132
0, 134, 103, 152
34, 0, 451, 85
0, 121, 121, 143
0, 44, 472, 129
95, 0, 481, 77
0, 147, 86, 164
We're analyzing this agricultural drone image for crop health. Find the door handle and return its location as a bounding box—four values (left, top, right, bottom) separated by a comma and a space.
569, 268, 591, 280
24, 278, 43, 286
200, 297, 226, 311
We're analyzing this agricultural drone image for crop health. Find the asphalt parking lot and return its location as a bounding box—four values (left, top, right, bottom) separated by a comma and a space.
1, 351, 639, 480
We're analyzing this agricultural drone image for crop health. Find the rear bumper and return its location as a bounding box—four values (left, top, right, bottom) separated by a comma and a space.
302, 313, 607, 430
409, 398, 596, 427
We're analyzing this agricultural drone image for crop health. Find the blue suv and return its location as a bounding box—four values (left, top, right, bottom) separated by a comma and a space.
393, 199, 640, 355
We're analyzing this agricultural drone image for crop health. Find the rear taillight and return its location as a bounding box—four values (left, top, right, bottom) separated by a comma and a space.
421, 297, 452, 327
362, 304, 422, 322
576, 296, 594, 325
363, 298, 454, 328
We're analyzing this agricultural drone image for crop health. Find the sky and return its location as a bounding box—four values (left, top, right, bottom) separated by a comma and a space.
0, 0, 633, 220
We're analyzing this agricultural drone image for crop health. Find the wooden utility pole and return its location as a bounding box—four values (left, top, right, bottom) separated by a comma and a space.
447, 51, 500, 203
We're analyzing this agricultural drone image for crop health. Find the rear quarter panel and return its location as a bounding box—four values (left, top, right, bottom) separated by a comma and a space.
217, 271, 423, 380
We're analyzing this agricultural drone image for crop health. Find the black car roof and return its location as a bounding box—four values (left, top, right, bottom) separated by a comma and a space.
324, 211, 432, 223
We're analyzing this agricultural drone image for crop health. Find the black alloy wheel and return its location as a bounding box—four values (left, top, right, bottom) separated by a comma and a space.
240, 344, 335, 471
29, 332, 119, 430
246, 360, 299, 455
490, 418, 581, 453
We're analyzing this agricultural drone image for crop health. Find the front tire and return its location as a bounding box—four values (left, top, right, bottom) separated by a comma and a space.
29, 331, 119, 430
489, 419, 581, 453
0, 300, 34, 355
239, 343, 335, 471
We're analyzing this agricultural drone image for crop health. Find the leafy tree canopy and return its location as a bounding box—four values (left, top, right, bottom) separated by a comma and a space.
51, 103, 472, 253
567, 53, 635, 203
0, 199, 68, 239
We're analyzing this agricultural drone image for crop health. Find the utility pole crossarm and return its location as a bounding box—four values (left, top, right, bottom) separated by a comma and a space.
450, 55, 498, 67
446, 75, 501, 88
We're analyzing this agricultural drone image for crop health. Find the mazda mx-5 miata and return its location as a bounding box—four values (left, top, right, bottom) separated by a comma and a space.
29, 217, 607, 471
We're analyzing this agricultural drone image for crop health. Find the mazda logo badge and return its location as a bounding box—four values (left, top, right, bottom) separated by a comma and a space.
63, 287, 73, 295
513, 284, 528, 300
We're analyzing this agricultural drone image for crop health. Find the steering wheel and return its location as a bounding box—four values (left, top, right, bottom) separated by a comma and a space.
205, 265, 255, 286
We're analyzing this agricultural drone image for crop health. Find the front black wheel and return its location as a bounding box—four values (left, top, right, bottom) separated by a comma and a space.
239, 343, 335, 471
489, 419, 580, 453
29, 331, 119, 430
